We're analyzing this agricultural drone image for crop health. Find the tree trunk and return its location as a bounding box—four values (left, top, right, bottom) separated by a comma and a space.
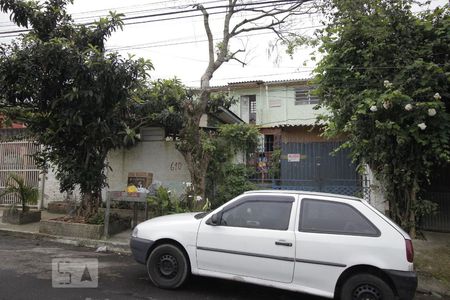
408, 178, 418, 239
77, 192, 100, 219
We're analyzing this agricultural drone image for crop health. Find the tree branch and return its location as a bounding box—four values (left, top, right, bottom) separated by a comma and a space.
195, 3, 215, 89
230, 1, 307, 37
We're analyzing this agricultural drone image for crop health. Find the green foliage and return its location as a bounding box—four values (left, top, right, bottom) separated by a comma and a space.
217, 123, 259, 154
172, 90, 250, 200
207, 123, 259, 172
86, 212, 104, 225
207, 124, 259, 206
86, 212, 130, 225
134, 78, 187, 137
147, 186, 187, 216
315, 0, 450, 235
268, 149, 281, 179
0, 173, 39, 212
212, 163, 256, 208
0, 0, 153, 218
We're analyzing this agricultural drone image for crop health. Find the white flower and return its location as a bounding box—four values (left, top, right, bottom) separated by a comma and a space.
434, 93, 442, 100
418, 123, 427, 130
196, 195, 202, 202
383, 80, 393, 88
383, 101, 391, 110
428, 108, 437, 117
370, 105, 378, 112
404, 104, 413, 111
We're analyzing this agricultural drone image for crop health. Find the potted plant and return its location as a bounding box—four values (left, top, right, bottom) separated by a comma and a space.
1, 173, 41, 224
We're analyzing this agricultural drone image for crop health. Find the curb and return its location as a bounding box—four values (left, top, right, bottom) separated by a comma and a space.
0, 228, 131, 255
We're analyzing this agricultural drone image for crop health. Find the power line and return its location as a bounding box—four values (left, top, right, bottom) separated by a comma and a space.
107, 25, 323, 51
1, 0, 298, 27
70, 0, 225, 20
0, 0, 310, 36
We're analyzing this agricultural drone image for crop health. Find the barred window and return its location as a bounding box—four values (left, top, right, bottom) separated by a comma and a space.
295, 87, 319, 105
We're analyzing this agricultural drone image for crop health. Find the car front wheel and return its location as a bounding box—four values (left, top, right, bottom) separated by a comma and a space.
340, 273, 395, 300
146, 244, 189, 289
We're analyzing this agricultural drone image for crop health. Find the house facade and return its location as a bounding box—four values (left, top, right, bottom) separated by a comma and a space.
212, 79, 384, 211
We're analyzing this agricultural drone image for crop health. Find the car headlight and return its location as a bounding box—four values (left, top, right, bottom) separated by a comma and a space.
132, 226, 139, 238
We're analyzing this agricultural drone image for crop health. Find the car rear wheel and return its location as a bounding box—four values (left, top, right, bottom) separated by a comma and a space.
147, 244, 189, 289
340, 273, 395, 300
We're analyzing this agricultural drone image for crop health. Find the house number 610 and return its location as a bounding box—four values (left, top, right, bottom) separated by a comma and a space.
170, 162, 182, 171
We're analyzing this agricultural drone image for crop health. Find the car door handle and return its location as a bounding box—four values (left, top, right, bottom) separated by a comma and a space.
275, 241, 292, 247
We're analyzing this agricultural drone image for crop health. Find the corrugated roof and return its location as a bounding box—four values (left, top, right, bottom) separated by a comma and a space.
259, 118, 324, 128
227, 78, 312, 86
189, 77, 313, 90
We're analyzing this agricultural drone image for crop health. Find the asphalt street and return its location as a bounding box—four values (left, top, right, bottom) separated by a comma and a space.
0, 233, 445, 300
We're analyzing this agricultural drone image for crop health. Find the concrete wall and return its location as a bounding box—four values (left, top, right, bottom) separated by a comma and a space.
42, 140, 190, 208
366, 166, 389, 214
42, 166, 81, 208
106, 140, 190, 195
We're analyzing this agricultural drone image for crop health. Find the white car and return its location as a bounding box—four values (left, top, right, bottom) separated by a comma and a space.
130, 190, 417, 300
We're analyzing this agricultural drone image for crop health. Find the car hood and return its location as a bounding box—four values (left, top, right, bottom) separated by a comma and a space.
147, 212, 204, 223
135, 212, 206, 241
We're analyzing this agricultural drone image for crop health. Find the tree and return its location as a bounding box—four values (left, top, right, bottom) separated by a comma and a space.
314, 0, 450, 237
178, 0, 313, 200
0, 0, 152, 218
137, 78, 259, 205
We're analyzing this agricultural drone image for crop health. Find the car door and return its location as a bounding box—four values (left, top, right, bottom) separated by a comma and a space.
196, 194, 297, 283
293, 196, 382, 295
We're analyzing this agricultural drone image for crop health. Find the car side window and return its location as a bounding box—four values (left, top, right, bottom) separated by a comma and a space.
299, 199, 380, 236
220, 200, 292, 230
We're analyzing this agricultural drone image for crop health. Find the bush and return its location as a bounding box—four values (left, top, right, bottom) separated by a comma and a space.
212, 163, 256, 208
147, 186, 187, 216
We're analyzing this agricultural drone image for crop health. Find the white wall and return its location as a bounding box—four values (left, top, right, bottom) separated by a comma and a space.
42, 140, 190, 207
366, 166, 389, 213
42, 166, 81, 208
106, 140, 191, 195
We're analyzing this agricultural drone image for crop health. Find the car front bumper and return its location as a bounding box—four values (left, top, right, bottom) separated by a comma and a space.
384, 269, 417, 300
130, 237, 154, 264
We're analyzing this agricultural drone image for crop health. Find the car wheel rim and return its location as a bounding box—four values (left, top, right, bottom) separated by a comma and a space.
157, 254, 178, 279
353, 284, 382, 300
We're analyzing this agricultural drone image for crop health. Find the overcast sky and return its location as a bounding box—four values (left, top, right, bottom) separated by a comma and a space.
0, 0, 447, 87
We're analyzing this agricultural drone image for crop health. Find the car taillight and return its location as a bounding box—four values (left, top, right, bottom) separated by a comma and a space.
405, 239, 414, 263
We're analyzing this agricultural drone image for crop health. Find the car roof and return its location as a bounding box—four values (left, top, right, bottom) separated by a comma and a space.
244, 190, 362, 202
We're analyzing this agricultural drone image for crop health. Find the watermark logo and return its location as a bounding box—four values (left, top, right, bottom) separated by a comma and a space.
52, 258, 98, 288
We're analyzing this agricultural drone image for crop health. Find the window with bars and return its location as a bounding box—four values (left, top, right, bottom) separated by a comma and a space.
295, 87, 319, 105
264, 135, 274, 152
249, 95, 256, 124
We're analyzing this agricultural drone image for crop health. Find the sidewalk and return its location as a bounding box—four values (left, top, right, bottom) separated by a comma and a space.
415, 231, 450, 297
0, 208, 131, 254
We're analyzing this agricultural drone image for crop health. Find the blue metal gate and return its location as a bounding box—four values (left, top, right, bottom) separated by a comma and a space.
267, 141, 367, 198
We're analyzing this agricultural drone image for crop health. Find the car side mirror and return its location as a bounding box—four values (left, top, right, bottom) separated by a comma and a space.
206, 211, 222, 226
